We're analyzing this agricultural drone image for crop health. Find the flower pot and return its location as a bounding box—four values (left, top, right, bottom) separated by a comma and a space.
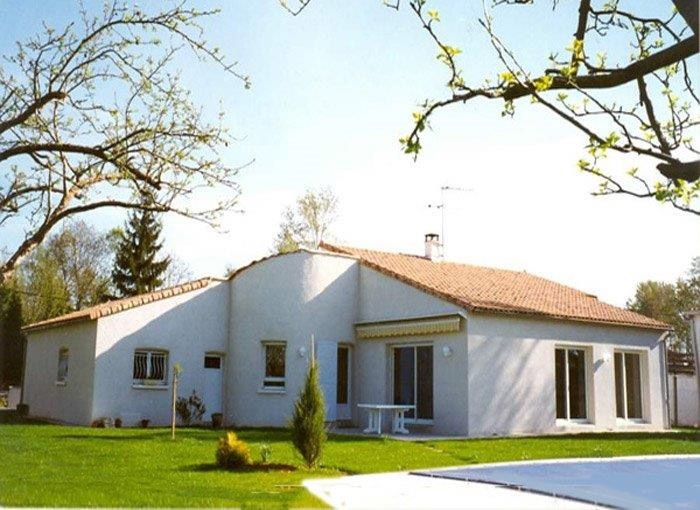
211, 413, 223, 429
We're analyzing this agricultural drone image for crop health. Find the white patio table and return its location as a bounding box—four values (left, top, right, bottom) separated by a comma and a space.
357, 404, 415, 435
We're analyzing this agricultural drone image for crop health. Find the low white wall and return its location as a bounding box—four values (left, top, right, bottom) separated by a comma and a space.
467, 314, 667, 436
669, 373, 699, 427
7, 386, 21, 409
23, 321, 97, 425
92, 282, 229, 426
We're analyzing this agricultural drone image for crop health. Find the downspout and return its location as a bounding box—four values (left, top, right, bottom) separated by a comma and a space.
658, 330, 672, 429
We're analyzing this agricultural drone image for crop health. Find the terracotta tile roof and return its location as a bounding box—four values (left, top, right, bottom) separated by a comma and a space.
320, 243, 668, 330
22, 278, 218, 333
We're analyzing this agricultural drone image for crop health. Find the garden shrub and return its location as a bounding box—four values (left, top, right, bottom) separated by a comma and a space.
176, 390, 206, 425
215, 431, 252, 469
289, 359, 326, 468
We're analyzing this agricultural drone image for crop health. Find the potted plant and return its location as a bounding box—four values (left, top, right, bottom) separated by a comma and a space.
211, 413, 223, 429
140, 418, 150, 428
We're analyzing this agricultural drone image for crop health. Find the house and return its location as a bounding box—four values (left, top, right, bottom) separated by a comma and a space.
21, 235, 671, 436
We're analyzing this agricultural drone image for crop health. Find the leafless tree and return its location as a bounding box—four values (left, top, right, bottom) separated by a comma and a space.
0, 1, 249, 284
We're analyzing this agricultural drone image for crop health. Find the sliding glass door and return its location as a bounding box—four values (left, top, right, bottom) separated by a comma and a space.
555, 347, 588, 421
393, 345, 433, 421
615, 352, 643, 421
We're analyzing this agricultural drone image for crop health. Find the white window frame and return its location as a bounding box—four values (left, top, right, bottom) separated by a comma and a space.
132, 349, 169, 388
56, 347, 69, 385
555, 346, 590, 424
261, 341, 286, 392
614, 349, 646, 424
389, 342, 434, 425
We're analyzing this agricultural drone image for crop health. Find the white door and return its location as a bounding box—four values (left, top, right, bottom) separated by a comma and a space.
336, 345, 352, 421
203, 354, 223, 418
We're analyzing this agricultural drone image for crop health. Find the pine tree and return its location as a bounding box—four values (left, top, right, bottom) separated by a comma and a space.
112, 209, 170, 297
289, 358, 326, 468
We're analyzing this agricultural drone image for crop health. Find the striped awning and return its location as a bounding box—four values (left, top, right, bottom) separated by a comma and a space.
355, 314, 463, 339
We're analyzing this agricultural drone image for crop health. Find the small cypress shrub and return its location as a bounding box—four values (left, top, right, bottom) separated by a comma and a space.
215, 431, 252, 469
289, 359, 326, 468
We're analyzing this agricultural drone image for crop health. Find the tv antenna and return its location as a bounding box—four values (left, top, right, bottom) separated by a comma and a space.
428, 185, 473, 258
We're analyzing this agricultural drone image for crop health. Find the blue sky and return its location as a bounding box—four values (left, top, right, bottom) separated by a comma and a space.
1, 0, 698, 306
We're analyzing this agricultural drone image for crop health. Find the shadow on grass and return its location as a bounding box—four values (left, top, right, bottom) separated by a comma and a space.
56, 433, 162, 441
182, 462, 298, 473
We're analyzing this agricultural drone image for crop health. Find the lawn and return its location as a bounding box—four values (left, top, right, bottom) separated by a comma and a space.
0, 418, 698, 508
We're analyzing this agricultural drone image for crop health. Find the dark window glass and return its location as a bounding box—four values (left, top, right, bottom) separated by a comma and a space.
336, 346, 349, 404
393, 347, 415, 418
555, 349, 567, 419
615, 353, 625, 418
568, 349, 587, 419
204, 355, 221, 369
265, 344, 285, 378
416, 346, 433, 420
625, 353, 642, 419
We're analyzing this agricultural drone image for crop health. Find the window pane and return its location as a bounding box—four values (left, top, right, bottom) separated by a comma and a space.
416, 346, 433, 420
265, 344, 285, 378
393, 347, 415, 418
568, 349, 587, 419
625, 353, 643, 419
150, 353, 166, 381
614, 352, 625, 418
57, 349, 69, 382
204, 355, 221, 369
336, 347, 349, 405
555, 349, 567, 419
133, 352, 148, 380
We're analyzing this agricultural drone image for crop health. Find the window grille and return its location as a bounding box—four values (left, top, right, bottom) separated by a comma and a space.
133, 350, 168, 385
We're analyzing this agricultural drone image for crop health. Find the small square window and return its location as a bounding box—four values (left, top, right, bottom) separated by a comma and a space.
56, 348, 69, 383
204, 355, 221, 369
262, 342, 286, 389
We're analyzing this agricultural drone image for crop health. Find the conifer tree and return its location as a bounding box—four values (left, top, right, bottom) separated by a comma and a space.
0, 282, 25, 385
289, 357, 326, 468
112, 208, 171, 297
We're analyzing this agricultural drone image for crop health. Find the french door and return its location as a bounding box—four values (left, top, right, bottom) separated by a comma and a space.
393, 345, 433, 421
615, 352, 643, 421
555, 347, 588, 421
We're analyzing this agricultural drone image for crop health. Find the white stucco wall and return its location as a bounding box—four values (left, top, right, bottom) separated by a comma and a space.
23, 321, 97, 424
669, 372, 699, 427
92, 281, 229, 426
467, 314, 667, 436
354, 266, 470, 435
226, 251, 359, 427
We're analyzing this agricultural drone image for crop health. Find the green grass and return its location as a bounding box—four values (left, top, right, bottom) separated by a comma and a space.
0, 419, 698, 508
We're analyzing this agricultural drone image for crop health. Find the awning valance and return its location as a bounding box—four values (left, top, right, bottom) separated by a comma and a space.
355, 314, 463, 339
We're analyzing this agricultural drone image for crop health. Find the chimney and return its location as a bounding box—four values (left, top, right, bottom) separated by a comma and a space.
424, 233, 440, 260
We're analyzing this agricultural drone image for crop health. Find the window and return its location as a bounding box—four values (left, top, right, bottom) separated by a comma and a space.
204, 355, 221, 369
336, 346, 349, 405
133, 350, 168, 386
393, 345, 433, 421
262, 342, 286, 389
56, 348, 69, 384
555, 347, 588, 421
615, 352, 643, 421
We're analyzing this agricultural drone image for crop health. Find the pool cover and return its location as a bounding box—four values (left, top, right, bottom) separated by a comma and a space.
411, 456, 700, 509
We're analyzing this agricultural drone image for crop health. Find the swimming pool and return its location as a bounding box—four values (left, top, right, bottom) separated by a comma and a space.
412, 456, 700, 509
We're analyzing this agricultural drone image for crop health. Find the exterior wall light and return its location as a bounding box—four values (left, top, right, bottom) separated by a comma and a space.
297, 346, 307, 358
442, 346, 453, 358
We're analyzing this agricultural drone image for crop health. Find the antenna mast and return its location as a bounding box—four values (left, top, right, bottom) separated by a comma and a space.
428, 185, 473, 259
